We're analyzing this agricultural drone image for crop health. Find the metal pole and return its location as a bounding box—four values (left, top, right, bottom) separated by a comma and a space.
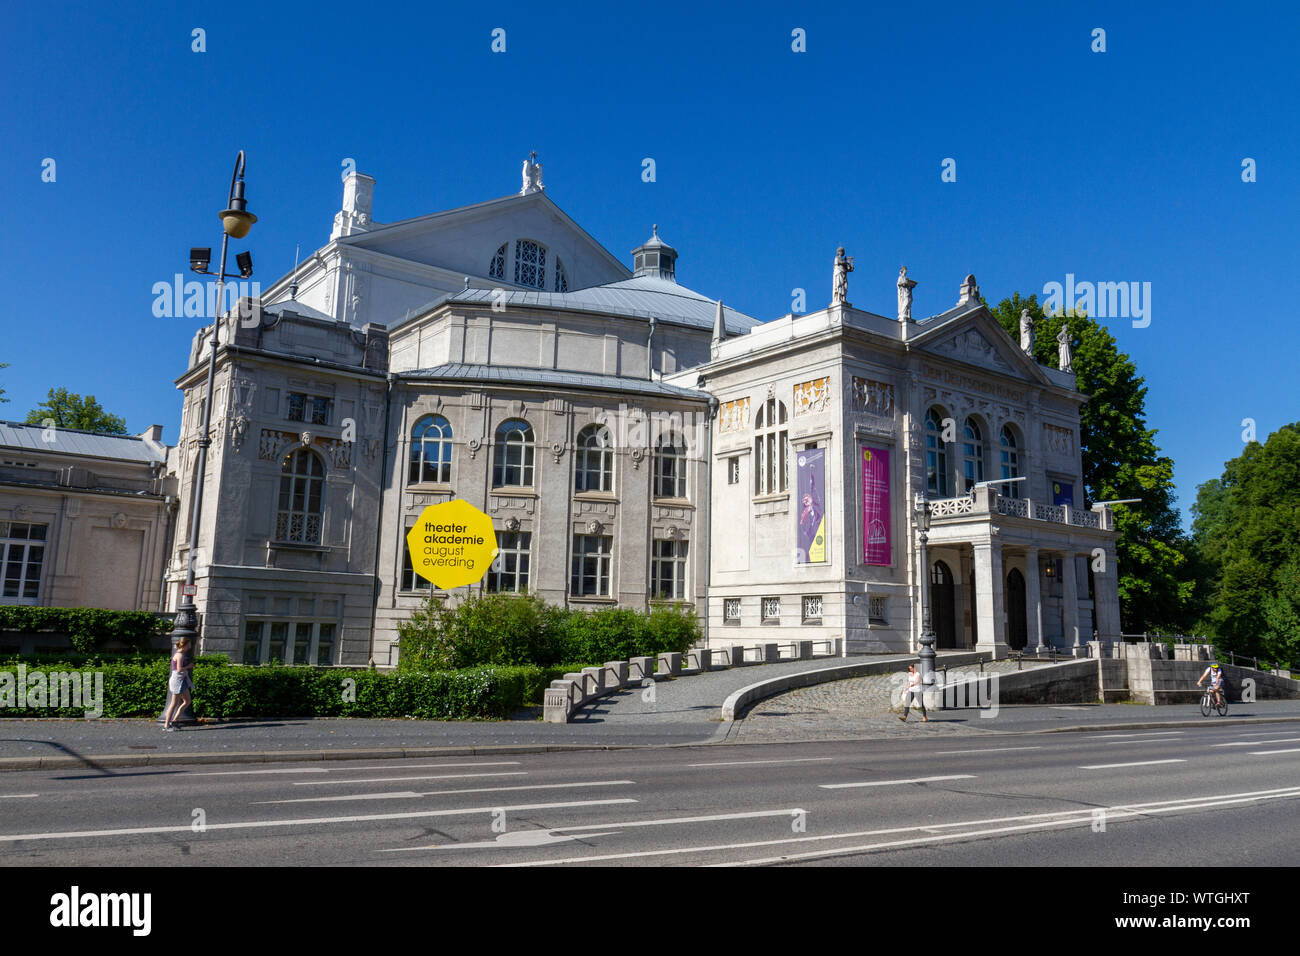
917, 522, 936, 685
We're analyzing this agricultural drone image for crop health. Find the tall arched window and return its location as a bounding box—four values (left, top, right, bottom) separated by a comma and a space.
754, 396, 788, 495
575, 424, 613, 493
277, 449, 324, 544
654, 432, 688, 499
409, 414, 453, 484
925, 408, 949, 497
999, 425, 1021, 498
514, 239, 546, 288
489, 243, 506, 280
555, 258, 569, 292
493, 419, 534, 487
962, 418, 985, 493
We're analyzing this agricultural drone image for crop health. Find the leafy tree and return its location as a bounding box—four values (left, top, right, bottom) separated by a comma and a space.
24, 388, 127, 434
988, 293, 1195, 632
1192, 423, 1300, 665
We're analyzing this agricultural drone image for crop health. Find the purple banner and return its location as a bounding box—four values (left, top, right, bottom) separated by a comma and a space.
796, 448, 827, 564
861, 445, 891, 566
1052, 481, 1074, 507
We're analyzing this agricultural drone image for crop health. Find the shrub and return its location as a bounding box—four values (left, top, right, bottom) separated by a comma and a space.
0, 606, 172, 652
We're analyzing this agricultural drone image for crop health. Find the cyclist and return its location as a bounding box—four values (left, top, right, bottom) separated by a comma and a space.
1197, 661, 1226, 710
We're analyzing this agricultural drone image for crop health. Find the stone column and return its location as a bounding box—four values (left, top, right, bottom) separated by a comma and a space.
1093, 543, 1122, 638
1024, 546, 1044, 652
972, 535, 1008, 657
1062, 551, 1082, 650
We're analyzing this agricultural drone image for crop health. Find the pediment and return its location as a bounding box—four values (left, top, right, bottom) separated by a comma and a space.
912, 305, 1053, 387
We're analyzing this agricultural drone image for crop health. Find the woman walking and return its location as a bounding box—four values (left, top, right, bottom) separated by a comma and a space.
163, 637, 195, 731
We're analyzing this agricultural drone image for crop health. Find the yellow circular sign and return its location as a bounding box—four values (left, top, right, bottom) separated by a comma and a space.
404, 500, 499, 590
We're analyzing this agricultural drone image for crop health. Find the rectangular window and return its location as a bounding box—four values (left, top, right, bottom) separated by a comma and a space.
487, 531, 531, 593
292, 622, 313, 664
868, 595, 888, 624
0, 522, 47, 604
727, 457, 740, 485
651, 539, 688, 600
243, 619, 338, 665
287, 392, 306, 421
311, 397, 331, 426
401, 544, 433, 591
243, 621, 264, 665
723, 598, 741, 623
802, 595, 823, 622
761, 596, 781, 622
571, 535, 612, 596
267, 622, 289, 662
287, 392, 333, 425
316, 623, 336, 666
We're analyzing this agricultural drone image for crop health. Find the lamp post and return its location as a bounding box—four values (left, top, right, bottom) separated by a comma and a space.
165, 151, 257, 723
914, 494, 936, 685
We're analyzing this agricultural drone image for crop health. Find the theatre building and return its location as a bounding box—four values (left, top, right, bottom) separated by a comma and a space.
154, 155, 1120, 664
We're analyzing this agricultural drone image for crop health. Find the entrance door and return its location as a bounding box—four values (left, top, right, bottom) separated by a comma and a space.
1006, 568, 1028, 650
931, 560, 957, 649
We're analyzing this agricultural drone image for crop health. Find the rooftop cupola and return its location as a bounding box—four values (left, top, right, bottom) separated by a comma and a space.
631, 224, 677, 281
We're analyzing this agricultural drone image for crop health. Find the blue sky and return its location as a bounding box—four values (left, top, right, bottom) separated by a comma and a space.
3, 0, 1297, 529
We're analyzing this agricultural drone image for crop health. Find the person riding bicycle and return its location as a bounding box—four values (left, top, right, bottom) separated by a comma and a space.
1197, 662, 1226, 708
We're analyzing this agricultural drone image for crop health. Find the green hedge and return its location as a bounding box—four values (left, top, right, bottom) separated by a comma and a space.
0, 606, 172, 652
396, 592, 700, 671
0, 661, 567, 720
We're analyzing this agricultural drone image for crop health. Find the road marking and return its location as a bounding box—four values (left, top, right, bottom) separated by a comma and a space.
1050, 706, 1091, 711
328, 762, 521, 772
0, 794, 38, 799
820, 775, 975, 789
255, 780, 635, 805
0, 799, 639, 844
686, 757, 835, 768
1213, 738, 1300, 748
931, 747, 1041, 756
500, 786, 1300, 867
1079, 759, 1185, 770
1086, 731, 1183, 739
293, 772, 526, 786
1103, 738, 1190, 745
188, 768, 329, 776
1249, 748, 1300, 756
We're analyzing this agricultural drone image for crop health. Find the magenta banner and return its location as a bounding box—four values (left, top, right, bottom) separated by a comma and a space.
861, 445, 891, 566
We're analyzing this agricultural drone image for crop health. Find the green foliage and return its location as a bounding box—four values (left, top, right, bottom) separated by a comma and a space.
396, 592, 700, 671
988, 293, 1196, 631
23, 387, 127, 434
0, 659, 566, 719
1191, 423, 1300, 664
0, 606, 172, 652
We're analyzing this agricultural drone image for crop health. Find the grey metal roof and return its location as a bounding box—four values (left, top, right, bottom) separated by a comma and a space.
398, 364, 709, 401
446, 275, 761, 334
0, 421, 166, 464
263, 298, 336, 323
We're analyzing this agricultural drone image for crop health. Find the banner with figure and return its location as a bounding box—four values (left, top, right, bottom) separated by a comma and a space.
861, 445, 891, 566
796, 448, 827, 563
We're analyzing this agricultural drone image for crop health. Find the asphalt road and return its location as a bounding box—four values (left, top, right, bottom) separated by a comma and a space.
2, 721, 1298, 867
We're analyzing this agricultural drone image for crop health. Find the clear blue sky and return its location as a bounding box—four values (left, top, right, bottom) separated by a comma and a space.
3, 0, 1297, 530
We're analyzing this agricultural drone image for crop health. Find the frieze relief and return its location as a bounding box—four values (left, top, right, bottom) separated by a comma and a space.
718, 397, 750, 433
850, 377, 895, 417
490, 495, 535, 514
793, 377, 831, 416
1043, 423, 1075, 457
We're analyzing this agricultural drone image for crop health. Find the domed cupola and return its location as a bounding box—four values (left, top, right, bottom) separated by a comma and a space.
631, 224, 677, 281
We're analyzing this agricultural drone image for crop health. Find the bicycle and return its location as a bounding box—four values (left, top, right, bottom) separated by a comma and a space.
1199, 685, 1228, 717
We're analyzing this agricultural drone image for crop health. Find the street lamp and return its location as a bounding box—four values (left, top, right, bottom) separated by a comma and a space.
165, 151, 256, 724
914, 494, 937, 686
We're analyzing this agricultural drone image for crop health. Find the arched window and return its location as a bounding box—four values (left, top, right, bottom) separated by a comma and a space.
654, 432, 688, 499
575, 424, 613, 493
754, 396, 788, 495
555, 258, 569, 292
514, 239, 546, 289
962, 418, 985, 493
277, 449, 324, 544
999, 426, 1021, 498
925, 408, 949, 497
489, 243, 506, 280
493, 419, 534, 487
409, 414, 453, 484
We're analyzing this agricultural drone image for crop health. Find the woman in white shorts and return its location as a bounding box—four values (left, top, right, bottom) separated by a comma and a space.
163, 636, 195, 731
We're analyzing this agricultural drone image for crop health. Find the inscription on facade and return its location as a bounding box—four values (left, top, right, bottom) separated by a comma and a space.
920, 364, 1024, 403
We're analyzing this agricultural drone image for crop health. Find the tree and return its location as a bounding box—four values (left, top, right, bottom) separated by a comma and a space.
988, 293, 1196, 633
24, 388, 128, 434
1191, 423, 1300, 665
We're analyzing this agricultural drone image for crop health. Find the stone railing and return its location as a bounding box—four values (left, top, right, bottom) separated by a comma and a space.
1070, 507, 1100, 528
930, 496, 975, 518
1034, 503, 1066, 523
929, 490, 1112, 530
997, 496, 1029, 518
543, 639, 843, 723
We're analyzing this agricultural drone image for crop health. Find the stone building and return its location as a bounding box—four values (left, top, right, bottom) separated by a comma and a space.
155, 156, 1121, 664
0, 422, 174, 613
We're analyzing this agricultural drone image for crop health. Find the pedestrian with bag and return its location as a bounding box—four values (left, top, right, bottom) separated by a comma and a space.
899, 663, 928, 722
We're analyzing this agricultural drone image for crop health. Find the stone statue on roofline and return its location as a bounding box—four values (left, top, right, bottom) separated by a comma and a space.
1057, 323, 1073, 372
833, 247, 853, 305
521, 151, 544, 195
897, 266, 917, 321
1019, 307, 1035, 354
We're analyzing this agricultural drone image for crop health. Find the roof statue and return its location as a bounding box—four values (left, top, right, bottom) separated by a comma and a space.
1020, 307, 1036, 354
897, 265, 917, 321
1057, 324, 1073, 372
832, 247, 853, 305
521, 151, 544, 195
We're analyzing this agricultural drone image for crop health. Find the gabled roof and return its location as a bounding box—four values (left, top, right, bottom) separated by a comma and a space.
443, 274, 761, 334
909, 300, 1058, 387
0, 421, 166, 464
